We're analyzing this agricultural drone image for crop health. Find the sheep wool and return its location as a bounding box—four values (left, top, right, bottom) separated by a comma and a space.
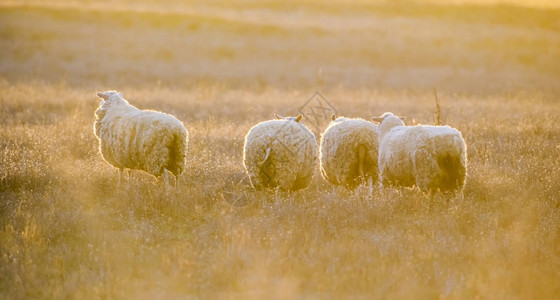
320, 116, 378, 189
243, 115, 317, 192
374, 112, 467, 196
94, 91, 188, 180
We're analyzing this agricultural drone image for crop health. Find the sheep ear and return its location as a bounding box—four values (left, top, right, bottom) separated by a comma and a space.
371, 117, 384, 123
295, 114, 303, 122
331, 114, 336, 121
274, 113, 282, 120
398, 116, 406, 120
97, 92, 109, 100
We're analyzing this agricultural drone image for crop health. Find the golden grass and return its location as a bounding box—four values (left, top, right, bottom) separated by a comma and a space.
1, 82, 559, 299
1, 1, 560, 299
0, 2, 558, 91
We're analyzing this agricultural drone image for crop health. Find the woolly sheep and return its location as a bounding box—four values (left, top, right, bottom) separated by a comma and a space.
372, 112, 467, 196
320, 115, 378, 192
243, 114, 317, 192
94, 91, 188, 190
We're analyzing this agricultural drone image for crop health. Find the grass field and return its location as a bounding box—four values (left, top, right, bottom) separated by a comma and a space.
1, 0, 560, 298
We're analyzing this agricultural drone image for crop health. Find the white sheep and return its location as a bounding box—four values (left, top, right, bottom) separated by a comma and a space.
243, 114, 317, 192
320, 115, 378, 194
94, 91, 188, 190
372, 112, 467, 196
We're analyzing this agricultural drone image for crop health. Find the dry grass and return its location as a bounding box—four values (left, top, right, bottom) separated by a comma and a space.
1, 1, 560, 299
1, 0, 559, 92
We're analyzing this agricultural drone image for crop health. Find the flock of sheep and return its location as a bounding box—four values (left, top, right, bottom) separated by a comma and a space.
94, 91, 467, 198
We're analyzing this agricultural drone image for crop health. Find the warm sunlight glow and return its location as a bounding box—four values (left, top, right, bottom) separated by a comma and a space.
1, 0, 559, 298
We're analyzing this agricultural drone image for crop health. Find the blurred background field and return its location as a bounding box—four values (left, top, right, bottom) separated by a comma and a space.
1, 0, 559, 92
1, 0, 559, 299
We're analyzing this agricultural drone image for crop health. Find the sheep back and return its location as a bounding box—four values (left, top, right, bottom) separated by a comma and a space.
320, 118, 378, 189
379, 124, 466, 194
243, 119, 317, 192
94, 105, 188, 177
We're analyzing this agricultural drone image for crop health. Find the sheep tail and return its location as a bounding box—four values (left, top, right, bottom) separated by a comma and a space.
167, 128, 188, 176
258, 147, 272, 165
437, 152, 466, 192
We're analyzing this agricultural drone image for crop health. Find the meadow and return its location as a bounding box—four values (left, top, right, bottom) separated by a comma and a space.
1, 0, 559, 298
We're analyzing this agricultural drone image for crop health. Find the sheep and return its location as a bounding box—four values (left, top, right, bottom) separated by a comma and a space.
319, 115, 378, 196
94, 91, 188, 191
371, 112, 467, 197
243, 114, 317, 192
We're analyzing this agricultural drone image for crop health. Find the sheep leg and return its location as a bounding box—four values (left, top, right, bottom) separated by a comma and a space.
117, 168, 124, 187
117, 168, 121, 187
357, 144, 366, 184
174, 174, 179, 196
163, 168, 170, 194
126, 169, 131, 191
117, 168, 131, 190
367, 176, 373, 198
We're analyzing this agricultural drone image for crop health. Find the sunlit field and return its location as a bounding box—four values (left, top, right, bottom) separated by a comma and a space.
1, 0, 559, 298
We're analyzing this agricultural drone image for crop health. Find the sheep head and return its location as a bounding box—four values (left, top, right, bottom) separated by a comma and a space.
371, 112, 406, 124
274, 113, 303, 123
372, 112, 406, 142
96, 91, 127, 107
